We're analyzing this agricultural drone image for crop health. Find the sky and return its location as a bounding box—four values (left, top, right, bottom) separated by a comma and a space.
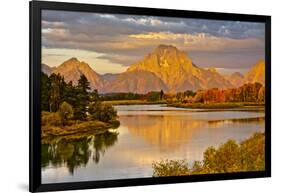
42, 10, 265, 75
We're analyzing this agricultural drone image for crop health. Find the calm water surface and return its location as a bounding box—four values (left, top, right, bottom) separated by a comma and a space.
42, 104, 264, 183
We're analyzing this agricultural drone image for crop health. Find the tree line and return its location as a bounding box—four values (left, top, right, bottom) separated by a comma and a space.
166, 82, 265, 104
100, 82, 265, 104
100, 90, 165, 102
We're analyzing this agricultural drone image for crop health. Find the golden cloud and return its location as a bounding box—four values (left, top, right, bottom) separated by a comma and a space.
128, 32, 263, 52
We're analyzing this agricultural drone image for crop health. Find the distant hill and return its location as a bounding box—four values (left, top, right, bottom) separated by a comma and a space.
245, 59, 265, 84
102, 73, 120, 82
52, 57, 105, 91
224, 60, 265, 87
42, 63, 55, 76
225, 72, 245, 87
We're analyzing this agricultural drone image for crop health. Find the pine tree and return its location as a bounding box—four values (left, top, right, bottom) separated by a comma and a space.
77, 74, 90, 93
49, 73, 64, 112
41, 72, 50, 111
74, 74, 90, 120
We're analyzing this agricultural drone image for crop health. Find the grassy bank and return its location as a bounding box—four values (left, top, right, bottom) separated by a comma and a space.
102, 100, 167, 105
168, 102, 264, 110
42, 119, 120, 139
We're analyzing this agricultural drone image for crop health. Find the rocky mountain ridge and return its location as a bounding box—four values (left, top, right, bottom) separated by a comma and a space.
42, 45, 265, 93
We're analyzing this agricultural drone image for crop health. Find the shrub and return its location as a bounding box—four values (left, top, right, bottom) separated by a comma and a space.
152, 132, 265, 177
58, 101, 73, 125
88, 102, 117, 122
152, 159, 190, 177
41, 111, 62, 126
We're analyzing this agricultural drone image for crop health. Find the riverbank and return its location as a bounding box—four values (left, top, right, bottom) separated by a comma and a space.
168, 102, 264, 110
42, 119, 120, 140
102, 100, 167, 105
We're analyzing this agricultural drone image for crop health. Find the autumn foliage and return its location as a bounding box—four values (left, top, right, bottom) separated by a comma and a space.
152, 132, 265, 176
166, 82, 265, 104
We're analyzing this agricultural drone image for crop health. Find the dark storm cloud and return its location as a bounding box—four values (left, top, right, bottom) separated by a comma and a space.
42, 10, 265, 69
42, 10, 264, 38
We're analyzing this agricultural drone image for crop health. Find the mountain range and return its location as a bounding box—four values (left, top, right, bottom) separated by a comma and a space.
42, 45, 265, 93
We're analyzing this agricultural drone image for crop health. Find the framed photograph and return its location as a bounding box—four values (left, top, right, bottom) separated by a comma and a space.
30, 1, 271, 192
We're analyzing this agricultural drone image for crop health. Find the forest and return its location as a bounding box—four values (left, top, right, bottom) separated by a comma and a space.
41, 72, 119, 139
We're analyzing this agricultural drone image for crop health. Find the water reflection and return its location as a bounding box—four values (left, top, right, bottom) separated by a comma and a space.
208, 117, 265, 125
119, 115, 265, 152
42, 131, 118, 174
42, 105, 265, 183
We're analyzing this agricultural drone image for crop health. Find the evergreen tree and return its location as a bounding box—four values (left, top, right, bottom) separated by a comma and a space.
41, 72, 50, 111
89, 89, 100, 103
62, 81, 77, 107
77, 74, 90, 93
49, 73, 64, 112
160, 90, 164, 100
74, 74, 90, 120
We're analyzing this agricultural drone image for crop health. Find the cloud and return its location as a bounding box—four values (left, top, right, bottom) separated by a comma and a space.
41, 10, 265, 71
128, 32, 263, 52
42, 10, 265, 39
42, 21, 65, 29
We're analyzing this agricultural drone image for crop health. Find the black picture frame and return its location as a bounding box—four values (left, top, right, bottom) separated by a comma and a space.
29, 1, 271, 192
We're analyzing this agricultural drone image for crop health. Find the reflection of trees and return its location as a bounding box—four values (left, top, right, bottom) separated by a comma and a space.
41, 131, 118, 175
92, 131, 118, 163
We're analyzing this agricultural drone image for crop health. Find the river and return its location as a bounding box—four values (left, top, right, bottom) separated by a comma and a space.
42, 104, 265, 183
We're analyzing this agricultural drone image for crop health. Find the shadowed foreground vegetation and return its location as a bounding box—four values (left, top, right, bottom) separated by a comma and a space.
152, 132, 264, 177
